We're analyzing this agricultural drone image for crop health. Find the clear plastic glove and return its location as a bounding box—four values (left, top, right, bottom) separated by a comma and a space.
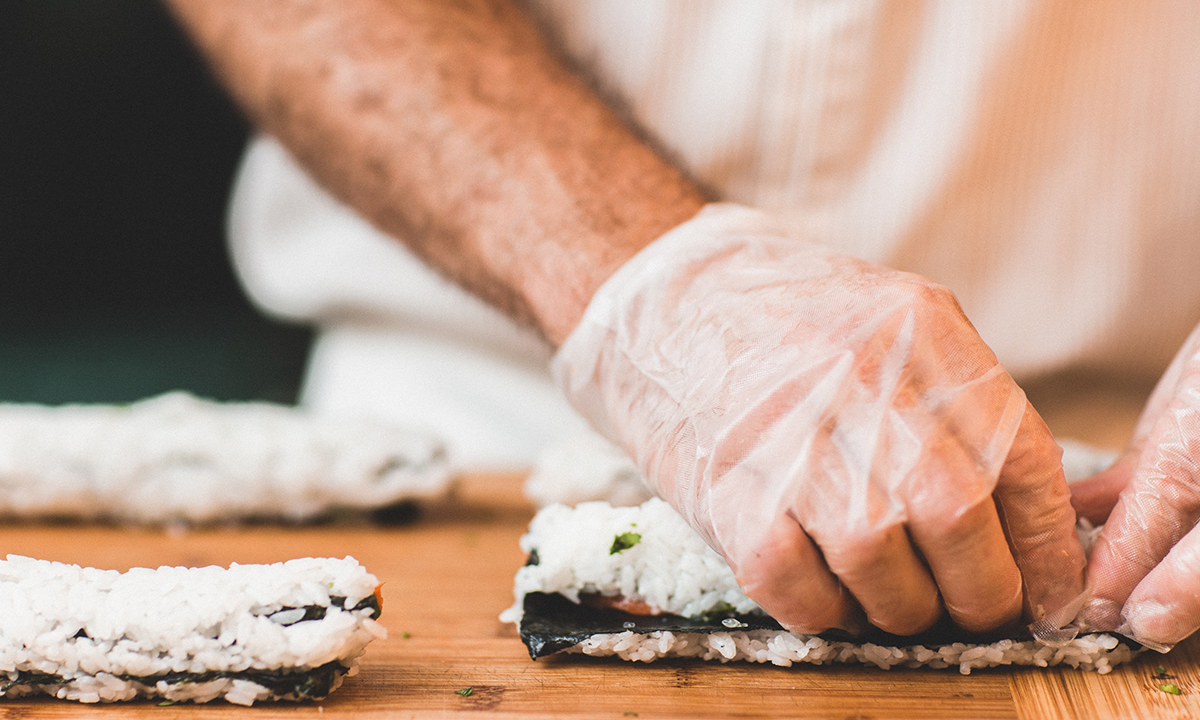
552, 204, 1085, 636
1072, 322, 1200, 651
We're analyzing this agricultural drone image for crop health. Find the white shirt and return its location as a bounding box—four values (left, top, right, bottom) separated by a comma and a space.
228, 1, 1200, 467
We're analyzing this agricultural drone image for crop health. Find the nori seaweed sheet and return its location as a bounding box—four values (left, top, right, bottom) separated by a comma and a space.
519, 592, 1038, 660
280, 594, 382, 625
1, 660, 347, 701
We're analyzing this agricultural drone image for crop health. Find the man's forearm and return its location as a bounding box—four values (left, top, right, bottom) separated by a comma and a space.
164, 0, 706, 344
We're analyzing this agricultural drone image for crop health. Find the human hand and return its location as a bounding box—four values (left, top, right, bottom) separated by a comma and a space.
1073, 323, 1200, 651
552, 204, 1085, 636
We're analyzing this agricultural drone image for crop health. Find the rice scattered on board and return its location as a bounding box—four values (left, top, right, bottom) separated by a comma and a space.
0, 555, 385, 704
0, 392, 451, 523
502, 499, 1139, 675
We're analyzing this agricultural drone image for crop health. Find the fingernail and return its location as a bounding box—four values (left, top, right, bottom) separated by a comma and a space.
781, 609, 869, 637
1076, 597, 1122, 632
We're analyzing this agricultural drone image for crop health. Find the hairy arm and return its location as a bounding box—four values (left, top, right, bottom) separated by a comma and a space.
163, 0, 706, 344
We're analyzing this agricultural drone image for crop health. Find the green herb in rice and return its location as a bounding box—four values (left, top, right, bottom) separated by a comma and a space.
609, 531, 642, 555
698, 601, 737, 622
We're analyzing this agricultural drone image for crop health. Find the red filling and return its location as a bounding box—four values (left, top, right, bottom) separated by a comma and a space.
579, 593, 661, 616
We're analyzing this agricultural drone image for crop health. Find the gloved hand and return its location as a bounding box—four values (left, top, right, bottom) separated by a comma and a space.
1073, 322, 1200, 651
552, 204, 1086, 636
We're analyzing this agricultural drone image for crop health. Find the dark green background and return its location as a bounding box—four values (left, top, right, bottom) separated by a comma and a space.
0, 0, 311, 404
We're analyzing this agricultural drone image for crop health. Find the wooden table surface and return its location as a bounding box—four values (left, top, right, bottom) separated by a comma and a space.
2, 376, 1196, 720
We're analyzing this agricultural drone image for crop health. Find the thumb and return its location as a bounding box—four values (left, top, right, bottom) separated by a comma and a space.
1078, 398, 1200, 637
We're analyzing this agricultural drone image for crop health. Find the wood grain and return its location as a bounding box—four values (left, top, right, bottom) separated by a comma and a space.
0, 475, 1023, 720
0, 385, 1194, 719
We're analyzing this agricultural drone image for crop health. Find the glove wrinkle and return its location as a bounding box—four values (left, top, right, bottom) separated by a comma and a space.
554, 203, 1083, 636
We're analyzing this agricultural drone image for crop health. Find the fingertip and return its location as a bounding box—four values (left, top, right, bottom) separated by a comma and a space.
992, 418, 1088, 627
1114, 528, 1200, 649
1075, 530, 1145, 635
908, 493, 1023, 634
1076, 596, 1123, 633
947, 574, 1023, 634
866, 592, 943, 637
732, 516, 855, 635
1121, 600, 1187, 652
776, 598, 866, 636
1021, 538, 1087, 622
821, 524, 942, 637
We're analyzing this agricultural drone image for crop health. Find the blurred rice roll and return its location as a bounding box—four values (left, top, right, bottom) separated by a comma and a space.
0, 555, 385, 704
0, 392, 451, 523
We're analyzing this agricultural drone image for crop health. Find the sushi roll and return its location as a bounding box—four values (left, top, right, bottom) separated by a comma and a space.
0, 392, 452, 523
0, 555, 386, 704
502, 499, 1140, 675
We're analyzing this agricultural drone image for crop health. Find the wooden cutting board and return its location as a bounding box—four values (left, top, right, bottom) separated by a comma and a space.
0, 375, 1190, 719
0, 471, 1194, 720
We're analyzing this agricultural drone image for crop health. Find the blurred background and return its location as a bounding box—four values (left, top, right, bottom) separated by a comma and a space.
0, 0, 311, 404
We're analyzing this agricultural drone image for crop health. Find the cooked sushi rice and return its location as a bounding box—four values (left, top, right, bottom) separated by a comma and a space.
0, 392, 451, 523
503, 499, 1138, 675
0, 555, 386, 704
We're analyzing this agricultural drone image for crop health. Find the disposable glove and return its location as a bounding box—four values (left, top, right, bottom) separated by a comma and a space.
1073, 322, 1200, 651
552, 204, 1085, 635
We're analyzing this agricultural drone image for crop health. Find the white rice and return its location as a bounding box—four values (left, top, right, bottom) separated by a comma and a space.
0, 555, 385, 704
563, 628, 1135, 675
502, 499, 1138, 675
505, 500, 756, 619
0, 392, 452, 523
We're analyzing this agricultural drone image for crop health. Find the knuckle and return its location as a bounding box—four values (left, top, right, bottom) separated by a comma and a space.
731, 543, 852, 634
891, 275, 961, 314
907, 493, 986, 547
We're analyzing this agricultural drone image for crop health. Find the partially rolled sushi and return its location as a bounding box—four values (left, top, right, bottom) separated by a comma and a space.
502, 499, 1139, 675
0, 392, 451, 523
0, 555, 386, 704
